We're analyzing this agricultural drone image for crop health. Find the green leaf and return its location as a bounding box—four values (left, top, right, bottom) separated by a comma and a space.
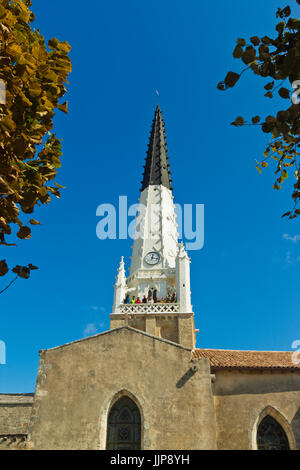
261, 36, 272, 44
265, 115, 276, 124
259, 44, 270, 60
54, 182, 66, 189
282, 6, 291, 17
233, 45, 243, 58
277, 110, 289, 122
250, 36, 260, 46
232, 116, 245, 127
252, 116, 261, 124
242, 46, 256, 64
224, 71, 240, 88
276, 21, 285, 34
12, 265, 30, 279
28, 264, 38, 270
48, 37, 60, 50
0, 260, 9, 277
264, 81, 274, 91
17, 226, 31, 240
278, 87, 290, 99
57, 101, 68, 113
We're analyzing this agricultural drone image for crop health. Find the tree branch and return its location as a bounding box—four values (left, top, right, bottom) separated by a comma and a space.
0, 275, 18, 295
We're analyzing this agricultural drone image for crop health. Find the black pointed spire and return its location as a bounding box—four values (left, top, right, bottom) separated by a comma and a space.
141, 105, 172, 192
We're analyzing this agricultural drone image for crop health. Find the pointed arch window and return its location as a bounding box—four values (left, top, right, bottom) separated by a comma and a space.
106, 396, 141, 450
257, 415, 290, 450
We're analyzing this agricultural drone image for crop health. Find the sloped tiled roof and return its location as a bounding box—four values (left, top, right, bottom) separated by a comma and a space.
192, 349, 300, 370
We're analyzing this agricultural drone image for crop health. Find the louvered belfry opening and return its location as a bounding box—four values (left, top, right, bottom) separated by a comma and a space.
257, 415, 290, 450
141, 105, 172, 192
106, 396, 141, 450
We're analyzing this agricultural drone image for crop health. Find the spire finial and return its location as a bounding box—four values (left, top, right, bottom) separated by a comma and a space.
155, 89, 160, 107
141, 105, 172, 192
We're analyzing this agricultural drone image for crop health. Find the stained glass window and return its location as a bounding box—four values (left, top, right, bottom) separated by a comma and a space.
106, 396, 141, 450
257, 415, 290, 450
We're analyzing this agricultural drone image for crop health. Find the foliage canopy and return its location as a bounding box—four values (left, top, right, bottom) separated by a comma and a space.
218, 2, 300, 219
0, 0, 71, 282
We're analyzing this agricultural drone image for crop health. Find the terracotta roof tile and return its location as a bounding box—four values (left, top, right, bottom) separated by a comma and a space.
192, 349, 300, 370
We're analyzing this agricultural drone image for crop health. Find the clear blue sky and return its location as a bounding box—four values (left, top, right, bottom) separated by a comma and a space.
1, 0, 300, 392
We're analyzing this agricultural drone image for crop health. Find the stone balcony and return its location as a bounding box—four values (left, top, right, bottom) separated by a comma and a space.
119, 303, 180, 314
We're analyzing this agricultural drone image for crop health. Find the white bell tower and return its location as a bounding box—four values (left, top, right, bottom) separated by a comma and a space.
110, 106, 196, 349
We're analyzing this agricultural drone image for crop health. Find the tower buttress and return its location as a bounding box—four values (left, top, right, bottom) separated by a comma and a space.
113, 257, 127, 313
176, 242, 192, 313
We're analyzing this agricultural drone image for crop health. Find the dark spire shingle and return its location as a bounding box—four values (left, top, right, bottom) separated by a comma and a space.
141, 105, 172, 192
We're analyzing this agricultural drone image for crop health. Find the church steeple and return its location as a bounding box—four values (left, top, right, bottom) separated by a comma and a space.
110, 106, 195, 350
141, 106, 172, 192
129, 106, 178, 275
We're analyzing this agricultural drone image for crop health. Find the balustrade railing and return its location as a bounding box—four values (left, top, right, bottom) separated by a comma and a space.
119, 303, 180, 314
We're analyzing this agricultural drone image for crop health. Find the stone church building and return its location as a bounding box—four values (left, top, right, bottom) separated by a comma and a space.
1, 106, 300, 450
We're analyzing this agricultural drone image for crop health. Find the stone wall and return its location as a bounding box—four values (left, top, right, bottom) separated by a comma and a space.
110, 313, 195, 349
27, 327, 217, 450
213, 369, 300, 450
0, 394, 34, 450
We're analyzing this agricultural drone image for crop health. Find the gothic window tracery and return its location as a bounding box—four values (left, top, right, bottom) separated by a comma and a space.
106, 396, 141, 450
257, 415, 290, 450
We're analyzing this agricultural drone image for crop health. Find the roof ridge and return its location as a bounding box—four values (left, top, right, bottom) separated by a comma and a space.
42, 326, 192, 353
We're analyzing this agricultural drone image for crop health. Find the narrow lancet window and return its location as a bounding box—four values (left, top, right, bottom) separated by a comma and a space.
106, 396, 141, 450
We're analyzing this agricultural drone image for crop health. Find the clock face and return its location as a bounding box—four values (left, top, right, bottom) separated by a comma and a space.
145, 252, 160, 265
